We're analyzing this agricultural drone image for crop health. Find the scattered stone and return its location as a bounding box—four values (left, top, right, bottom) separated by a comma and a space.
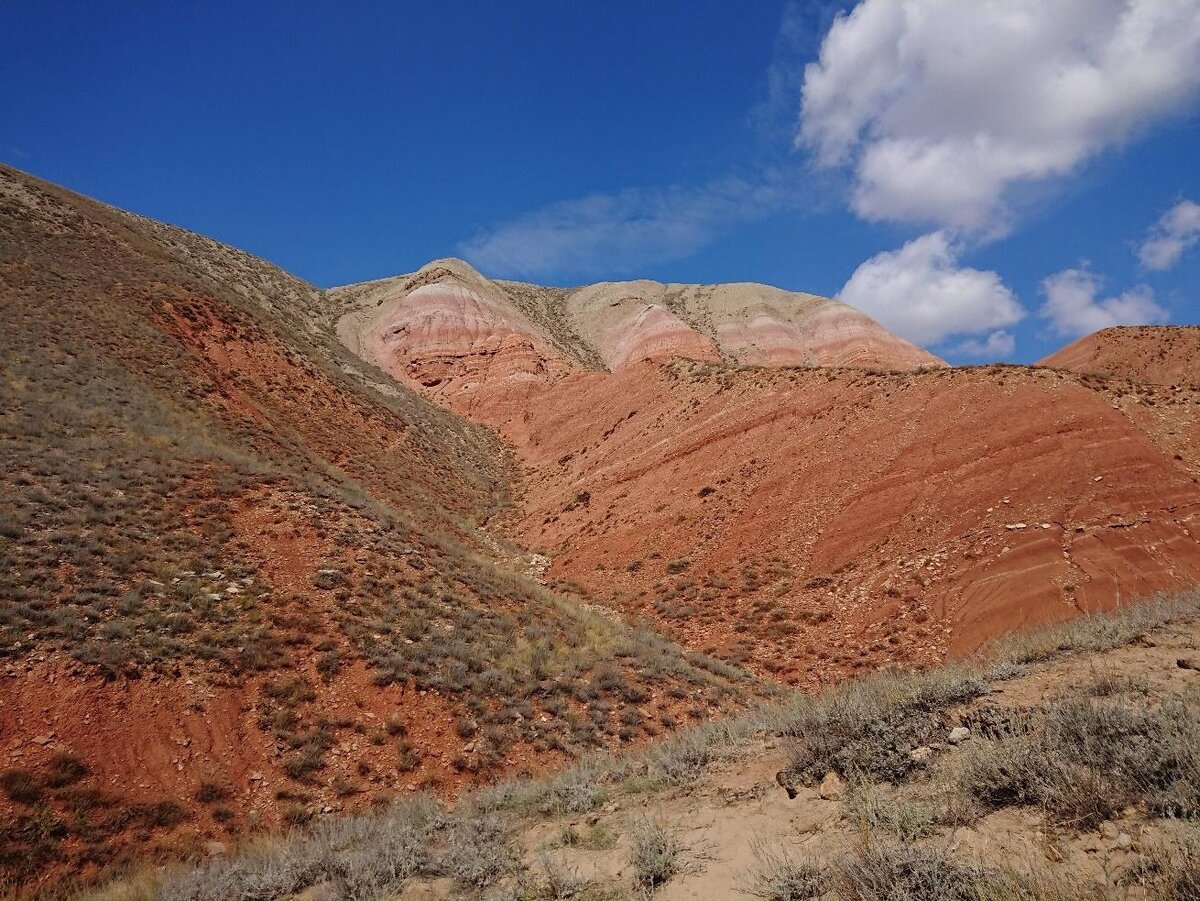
909, 746, 934, 763
1178, 658, 1200, 671
949, 826, 976, 852
819, 771, 844, 801
1114, 833, 1133, 850
249, 771, 264, 781
1099, 821, 1119, 840
775, 770, 797, 799
1005, 523, 1027, 530
948, 726, 972, 745
30, 734, 53, 745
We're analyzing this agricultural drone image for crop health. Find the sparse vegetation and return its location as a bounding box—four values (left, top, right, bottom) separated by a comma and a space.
956, 689, 1200, 828
628, 818, 686, 892
0, 769, 43, 805
156, 797, 517, 900
11, 167, 1200, 899
744, 841, 824, 900
781, 666, 987, 785
87, 589, 1200, 900
0, 164, 761, 893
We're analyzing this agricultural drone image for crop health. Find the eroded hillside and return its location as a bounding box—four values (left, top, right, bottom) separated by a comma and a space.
112, 592, 1200, 901
332, 258, 942, 432
5, 165, 1200, 896
0, 167, 759, 891
335, 265, 1200, 688
1039, 325, 1200, 386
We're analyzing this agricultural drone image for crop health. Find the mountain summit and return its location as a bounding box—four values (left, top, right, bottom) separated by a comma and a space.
334, 258, 942, 409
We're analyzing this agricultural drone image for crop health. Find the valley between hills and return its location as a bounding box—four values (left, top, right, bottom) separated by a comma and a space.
3, 163, 1200, 897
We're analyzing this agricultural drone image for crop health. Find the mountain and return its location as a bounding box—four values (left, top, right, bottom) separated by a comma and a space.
335, 265, 1200, 687
0, 165, 756, 889
333, 258, 942, 421
1039, 325, 1200, 386
3, 164, 1200, 893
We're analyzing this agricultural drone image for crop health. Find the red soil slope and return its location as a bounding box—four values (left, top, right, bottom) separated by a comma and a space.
0, 168, 756, 891
500, 363, 1200, 682
1039, 326, 1200, 386
338, 269, 1200, 689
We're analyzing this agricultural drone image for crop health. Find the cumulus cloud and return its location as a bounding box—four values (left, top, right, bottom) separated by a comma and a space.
800, 0, 1200, 232
954, 330, 1017, 359
1039, 268, 1168, 337
459, 176, 793, 279
1138, 199, 1200, 270
837, 231, 1024, 346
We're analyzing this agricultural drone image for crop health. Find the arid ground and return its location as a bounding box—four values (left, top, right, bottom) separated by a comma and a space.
3, 165, 1200, 897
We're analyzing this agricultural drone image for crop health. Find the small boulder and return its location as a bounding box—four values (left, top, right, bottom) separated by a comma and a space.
819, 771, 844, 801
949, 826, 977, 853
775, 770, 798, 800
948, 726, 972, 745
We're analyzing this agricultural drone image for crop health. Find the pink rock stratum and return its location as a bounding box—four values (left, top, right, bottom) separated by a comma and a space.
333, 258, 944, 406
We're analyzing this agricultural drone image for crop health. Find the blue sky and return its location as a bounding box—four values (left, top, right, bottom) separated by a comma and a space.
3, 1, 1199, 363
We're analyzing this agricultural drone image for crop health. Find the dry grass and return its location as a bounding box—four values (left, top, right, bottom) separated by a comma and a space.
627, 818, 686, 893
0, 164, 766, 894
955, 689, 1200, 828
743, 841, 824, 900
88, 589, 1200, 900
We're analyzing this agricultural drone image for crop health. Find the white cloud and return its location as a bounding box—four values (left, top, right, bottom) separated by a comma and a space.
954, 330, 1017, 359
1039, 268, 1168, 337
837, 231, 1024, 346
800, 0, 1200, 232
459, 176, 793, 279
1138, 199, 1200, 270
